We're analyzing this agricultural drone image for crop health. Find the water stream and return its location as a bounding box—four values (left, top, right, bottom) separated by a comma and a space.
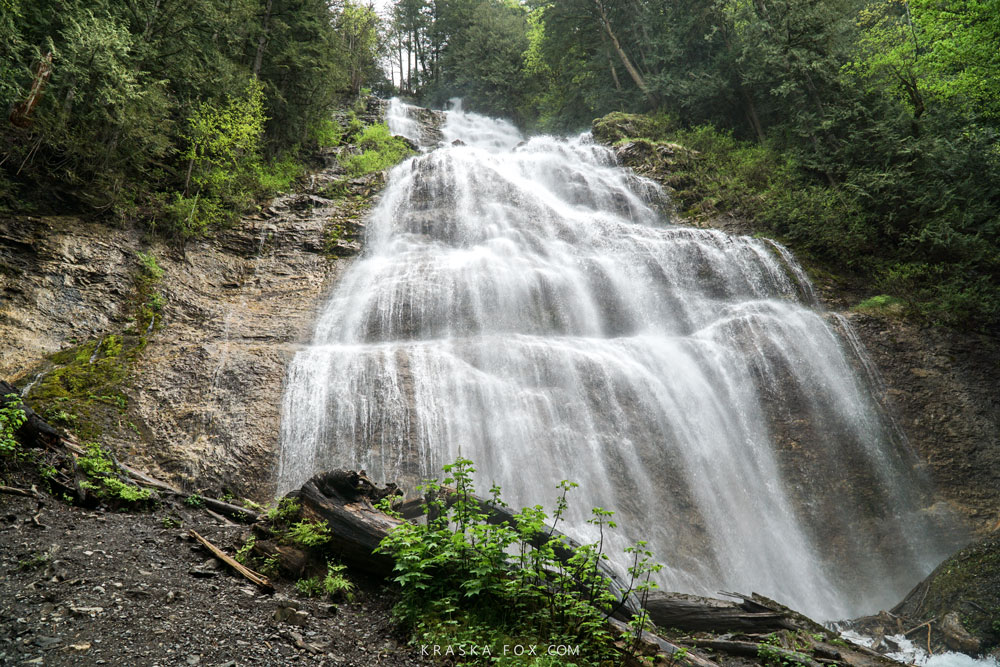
277, 99, 950, 620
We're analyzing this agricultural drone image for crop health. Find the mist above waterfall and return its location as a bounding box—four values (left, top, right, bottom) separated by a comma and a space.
278, 98, 951, 620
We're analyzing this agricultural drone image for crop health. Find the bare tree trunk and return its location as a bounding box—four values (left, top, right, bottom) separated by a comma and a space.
594, 0, 656, 105
738, 85, 766, 143
252, 0, 274, 78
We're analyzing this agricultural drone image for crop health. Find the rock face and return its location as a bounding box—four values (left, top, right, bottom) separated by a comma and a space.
847, 313, 1000, 534
890, 533, 1000, 655
0, 180, 381, 500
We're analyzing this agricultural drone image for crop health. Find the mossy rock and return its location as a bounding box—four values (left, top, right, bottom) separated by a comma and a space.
892, 534, 1000, 653
26, 335, 143, 441
591, 111, 676, 145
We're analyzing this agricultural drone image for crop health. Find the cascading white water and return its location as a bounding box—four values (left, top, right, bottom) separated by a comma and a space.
278, 98, 949, 620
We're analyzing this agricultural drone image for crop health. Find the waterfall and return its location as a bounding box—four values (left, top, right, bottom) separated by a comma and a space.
278, 98, 949, 620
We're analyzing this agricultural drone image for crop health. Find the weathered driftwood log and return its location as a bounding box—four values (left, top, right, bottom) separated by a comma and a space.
607, 617, 720, 667
190, 529, 273, 591
643, 592, 796, 633
287, 469, 406, 577
199, 496, 259, 523
694, 639, 822, 667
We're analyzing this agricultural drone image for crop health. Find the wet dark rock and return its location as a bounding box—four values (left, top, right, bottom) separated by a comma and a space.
890, 533, 1000, 655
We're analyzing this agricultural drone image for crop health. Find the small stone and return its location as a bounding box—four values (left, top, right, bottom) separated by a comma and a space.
69, 606, 104, 616
188, 567, 217, 578
186, 655, 201, 665
33, 636, 62, 649
273, 607, 310, 626
71, 643, 92, 651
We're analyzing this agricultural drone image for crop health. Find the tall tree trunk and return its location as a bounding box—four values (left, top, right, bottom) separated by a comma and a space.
252, 0, 273, 78
600, 32, 622, 91
738, 84, 766, 143
594, 0, 657, 105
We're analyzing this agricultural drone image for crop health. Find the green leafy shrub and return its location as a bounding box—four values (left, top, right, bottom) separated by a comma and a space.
376, 458, 661, 666
296, 561, 355, 600
287, 519, 332, 548
77, 441, 151, 504
0, 393, 26, 458
295, 575, 324, 597
341, 123, 414, 177
310, 117, 343, 147
323, 560, 355, 601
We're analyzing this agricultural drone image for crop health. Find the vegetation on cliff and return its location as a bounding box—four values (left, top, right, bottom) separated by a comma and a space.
1, 0, 384, 236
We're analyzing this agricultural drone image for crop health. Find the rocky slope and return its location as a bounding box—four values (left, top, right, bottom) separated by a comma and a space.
0, 100, 387, 501
0, 491, 432, 666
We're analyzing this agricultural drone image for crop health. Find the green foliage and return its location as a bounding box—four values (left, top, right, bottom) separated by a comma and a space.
0, 393, 27, 458
234, 535, 256, 565
1, 0, 382, 226
77, 441, 151, 504
853, 294, 906, 315
184, 494, 205, 508
266, 497, 301, 523
137, 252, 164, 281
287, 519, 332, 548
341, 123, 415, 177
377, 458, 660, 666
295, 575, 325, 597
297, 561, 356, 600
323, 560, 355, 601
310, 118, 344, 148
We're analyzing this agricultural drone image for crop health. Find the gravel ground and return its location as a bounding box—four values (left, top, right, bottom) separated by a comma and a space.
0, 491, 435, 666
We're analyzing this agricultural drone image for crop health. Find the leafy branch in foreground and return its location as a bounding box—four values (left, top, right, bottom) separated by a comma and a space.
376, 457, 662, 666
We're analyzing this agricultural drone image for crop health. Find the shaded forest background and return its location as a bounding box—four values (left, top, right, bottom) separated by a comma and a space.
2, 0, 998, 329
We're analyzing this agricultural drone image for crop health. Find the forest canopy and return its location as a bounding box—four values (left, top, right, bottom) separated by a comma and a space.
1, 0, 384, 235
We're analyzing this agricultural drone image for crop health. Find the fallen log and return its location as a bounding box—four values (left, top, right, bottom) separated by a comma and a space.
607, 617, 720, 667
288, 469, 406, 577
694, 638, 822, 667
199, 496, 259, 524
189, 529, 273, 591
644, 591, 795, 633
0, 484, 42, 499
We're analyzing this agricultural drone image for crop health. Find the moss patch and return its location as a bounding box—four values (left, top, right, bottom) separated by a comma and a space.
592, 111, 677, 145
340, 123, 415, 177
853, 294, 906, 316
25, 250, 163, 442
26, 335, 143, 441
